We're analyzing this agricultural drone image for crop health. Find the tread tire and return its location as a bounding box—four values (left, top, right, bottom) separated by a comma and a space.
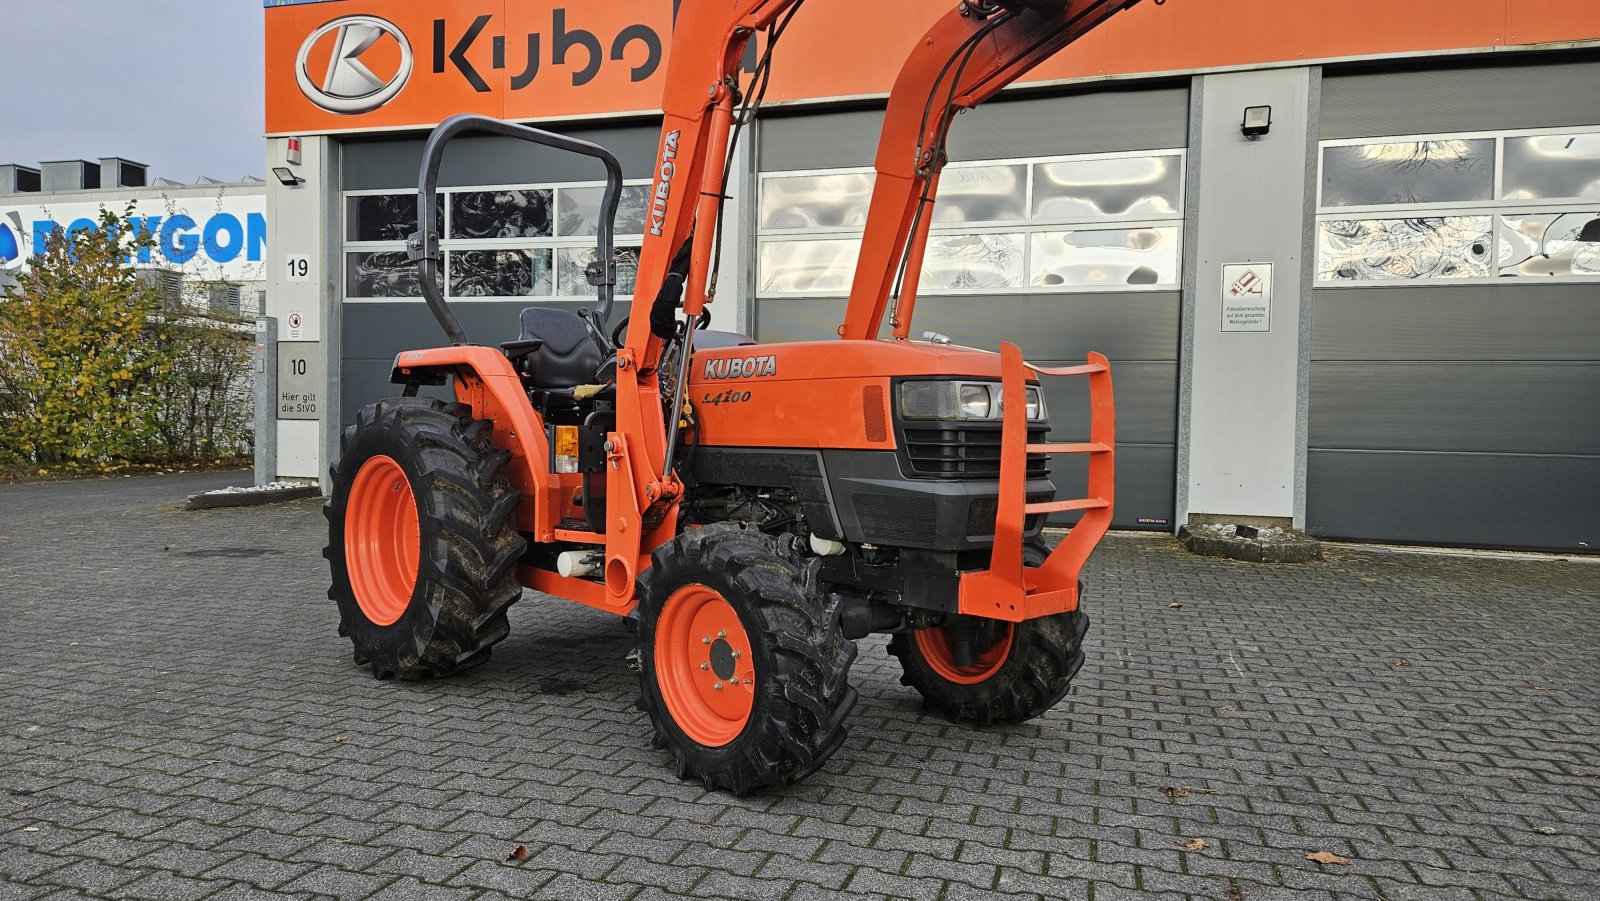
324, 397, 526, 680
636, 523, 858, 795
888, 542, 1090, 726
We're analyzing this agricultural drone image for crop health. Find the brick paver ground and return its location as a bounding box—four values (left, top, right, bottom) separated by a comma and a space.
2, 471, 1596, 901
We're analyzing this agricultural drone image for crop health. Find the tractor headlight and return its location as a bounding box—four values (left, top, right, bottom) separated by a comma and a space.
958, 383, 993, 419
899, 381, 1047, 422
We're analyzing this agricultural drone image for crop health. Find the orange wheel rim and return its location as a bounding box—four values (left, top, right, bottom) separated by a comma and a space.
915, 623, 1013, 685
655, 584, 755, 747
346, 455, 420, 627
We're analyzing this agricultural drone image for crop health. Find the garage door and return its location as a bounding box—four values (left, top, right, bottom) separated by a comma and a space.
1309, 59, 1600, 550
337, 124, 660, 423
753, 86, 1191, 530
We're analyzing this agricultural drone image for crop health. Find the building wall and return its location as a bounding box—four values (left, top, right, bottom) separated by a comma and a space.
0, 181, 269, 315
262, 38, 1600, 550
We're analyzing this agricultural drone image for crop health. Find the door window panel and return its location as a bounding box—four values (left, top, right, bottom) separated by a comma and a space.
448, 249, 552, 297
1497, 211, 1600, 278
558, 184, 651, 237
1501, 135, 1600, 201
347, 251, 437, 298
760, 172, 876, 230
929, 165, 1028, 224
557, 245, 641, 296
758, 240, 861, 295
347, 194, 441, 243
1030, 227, 1179, 289
919, 233, 1025, 290
1032, 155, 1182, 220
450, 189, 554, 239
1321, 140, 1494, 207
1317, 216, 1493, 282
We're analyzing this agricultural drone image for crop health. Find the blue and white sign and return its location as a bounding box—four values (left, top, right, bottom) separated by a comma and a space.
0, 195, 268, 281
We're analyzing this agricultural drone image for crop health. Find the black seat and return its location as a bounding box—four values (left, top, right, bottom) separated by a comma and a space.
515, 308, 604, 389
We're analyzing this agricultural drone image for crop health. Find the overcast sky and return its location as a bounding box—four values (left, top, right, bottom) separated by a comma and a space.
0, 2, 266, 183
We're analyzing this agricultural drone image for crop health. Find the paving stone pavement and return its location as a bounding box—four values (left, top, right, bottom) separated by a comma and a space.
2, 471, 1597, 901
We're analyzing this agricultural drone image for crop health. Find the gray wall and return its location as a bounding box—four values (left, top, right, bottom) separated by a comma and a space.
759, 85, 1192, 171
339, 124, 660, 422
1308, 284, 1600, 550
341, 122, 662, 191
755, 87, 1190, 529
1308, 58, 1600, 550
1178, 67, 1317, 528
1322, 56, 1600, 140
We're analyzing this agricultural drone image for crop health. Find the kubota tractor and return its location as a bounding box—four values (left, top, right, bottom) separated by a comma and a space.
326, 0, 1134, 794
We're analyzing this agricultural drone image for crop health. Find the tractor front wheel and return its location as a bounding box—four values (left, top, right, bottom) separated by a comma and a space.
636, 524, 858, 795
324, 397, 526, 679
888, 542, 1089, 725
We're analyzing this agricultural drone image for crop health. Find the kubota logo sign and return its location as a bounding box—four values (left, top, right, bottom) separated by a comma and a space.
296, 15, 414, 115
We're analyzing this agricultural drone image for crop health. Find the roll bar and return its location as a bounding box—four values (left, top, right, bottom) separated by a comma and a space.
405, 113, 626, 346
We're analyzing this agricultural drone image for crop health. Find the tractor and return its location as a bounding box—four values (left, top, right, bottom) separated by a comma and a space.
326, 0, 1133, 794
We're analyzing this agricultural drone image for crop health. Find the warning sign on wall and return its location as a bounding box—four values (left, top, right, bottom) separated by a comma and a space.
1221, 263, 1273, 333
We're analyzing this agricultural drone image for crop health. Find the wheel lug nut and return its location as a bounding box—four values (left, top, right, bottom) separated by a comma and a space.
717, 630, 726, 639
713, 682, 723, 690
699, 662, 709, 670
701, 636, 711, 645
730, 650, 741, 659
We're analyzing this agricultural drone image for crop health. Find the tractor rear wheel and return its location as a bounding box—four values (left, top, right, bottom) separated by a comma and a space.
636, 524, 858, 795
324, 397, 526, 680
888, 542, 1089, 725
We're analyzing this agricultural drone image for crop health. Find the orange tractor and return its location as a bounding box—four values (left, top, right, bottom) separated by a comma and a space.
326, 0, 1134, 794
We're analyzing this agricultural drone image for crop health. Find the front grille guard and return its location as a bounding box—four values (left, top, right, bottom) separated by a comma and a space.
957, 343, 1115, 622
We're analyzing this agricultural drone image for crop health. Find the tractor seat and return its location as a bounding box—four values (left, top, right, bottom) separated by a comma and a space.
511, 308, 605, 389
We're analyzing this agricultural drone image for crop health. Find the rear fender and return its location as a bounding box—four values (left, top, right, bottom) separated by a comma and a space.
392, 346, 567, 540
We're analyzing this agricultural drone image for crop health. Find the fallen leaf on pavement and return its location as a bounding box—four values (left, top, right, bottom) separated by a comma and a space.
1174, 837, 1207, 851
1359, 577, 1378, 584
22, 827, 39, 833
1220, 704, 1241, 711
1168, 602, 1184, 609
1393, 659, 1409, 667
1524, 682, 1551, 691
505, 844, 528, 862
1160, 786, 1190, 798
1224, 886, 1245, 900
333, 735, 347, 742
1306, 851, 1351, 865
1533, 826, 1558, 835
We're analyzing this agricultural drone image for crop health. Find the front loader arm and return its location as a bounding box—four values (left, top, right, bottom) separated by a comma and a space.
604, 0, 807, 606
840, 0, 1145, 341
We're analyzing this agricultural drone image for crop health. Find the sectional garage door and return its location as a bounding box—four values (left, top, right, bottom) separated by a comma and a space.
337, 124, 661, 421
1308, 58, 1600, 550
753, 86, 1192, 529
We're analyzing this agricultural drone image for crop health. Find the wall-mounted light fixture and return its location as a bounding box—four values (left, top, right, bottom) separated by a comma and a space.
272, 167, 304, 187
1241, 105, 1272, 140
285, 137, 303, 167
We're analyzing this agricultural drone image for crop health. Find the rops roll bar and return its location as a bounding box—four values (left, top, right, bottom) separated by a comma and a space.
405, 113, 625, 346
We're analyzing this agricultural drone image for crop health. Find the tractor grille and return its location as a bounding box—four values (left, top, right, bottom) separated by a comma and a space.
903, 425, 1051, 480
966, 495, 1052, 539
